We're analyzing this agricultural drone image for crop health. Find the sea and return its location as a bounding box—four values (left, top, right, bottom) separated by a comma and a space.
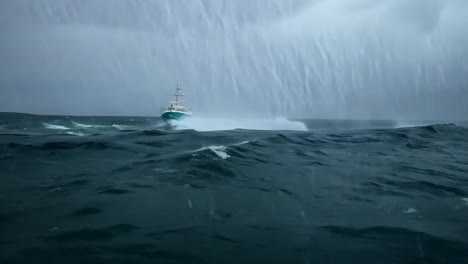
1, 112, 467, 264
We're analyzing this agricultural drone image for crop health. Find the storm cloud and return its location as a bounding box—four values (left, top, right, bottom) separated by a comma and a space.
0, 0, 467, 120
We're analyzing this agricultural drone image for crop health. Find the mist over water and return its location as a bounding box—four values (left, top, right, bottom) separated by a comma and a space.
1, 0, 468, 119
171, 117, 308, 131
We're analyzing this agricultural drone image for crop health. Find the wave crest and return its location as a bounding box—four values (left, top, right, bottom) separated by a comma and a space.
43, 123, 70, 130
170, 117, 307, 131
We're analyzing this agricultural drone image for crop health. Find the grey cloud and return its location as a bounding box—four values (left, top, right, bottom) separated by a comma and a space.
0, 0, 467, 120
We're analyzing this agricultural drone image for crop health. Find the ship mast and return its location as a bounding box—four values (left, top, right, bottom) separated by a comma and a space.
171, 84, 184, 106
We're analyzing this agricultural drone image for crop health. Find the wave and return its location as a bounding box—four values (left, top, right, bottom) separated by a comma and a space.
71, 121, 93, 128
208, 146, 230, 159
65, 131, 86, 136
389, 123, 467, 141
170, 117, 307, 131
73, 121, 131, 131
179, 145, 232, 159
175, 141, 251, 161
71, 121, 136, 132
6, 141, 124, 151
43, 123, 70, 130
462, 198, 468, 205
71, 121, 108, 129
2, 113, 468, 264
112, 124, 127, 130
403, 208, 417, 214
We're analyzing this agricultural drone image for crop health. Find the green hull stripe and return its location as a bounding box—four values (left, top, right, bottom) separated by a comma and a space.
161, 112, 190, 121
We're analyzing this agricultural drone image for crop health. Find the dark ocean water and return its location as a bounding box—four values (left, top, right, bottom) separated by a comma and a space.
1, 112, 468, 264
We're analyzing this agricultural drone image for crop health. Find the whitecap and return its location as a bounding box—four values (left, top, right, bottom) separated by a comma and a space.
153, 168, 178, 173
172, 116, 307, 131
72, 121, 93, 128
112, 124, 127, 130
403, 208, 417, 214
72, 121, 107, 128
186, 146, 223, 159
65, 131, 86, 136
462, 198, 468, 205
43, 123, 69, 130
234, 141, 250, 146
188, 141, 249, 159
208, 146, 231, 159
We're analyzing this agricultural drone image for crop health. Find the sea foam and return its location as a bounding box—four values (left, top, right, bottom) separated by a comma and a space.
43, 123, 69, 130
171, 117, 307, 132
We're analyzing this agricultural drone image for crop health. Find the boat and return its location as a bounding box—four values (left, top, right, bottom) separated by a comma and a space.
160, 84, 192, 122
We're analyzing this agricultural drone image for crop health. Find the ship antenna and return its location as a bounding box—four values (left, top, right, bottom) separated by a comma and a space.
171, 83, 185, 106
175, 83, 179, 105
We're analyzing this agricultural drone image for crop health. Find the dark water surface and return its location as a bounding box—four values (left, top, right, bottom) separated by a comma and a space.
1, 113, 468, 263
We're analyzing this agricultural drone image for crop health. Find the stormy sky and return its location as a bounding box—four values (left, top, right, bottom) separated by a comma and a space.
0, 0, 467, 120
